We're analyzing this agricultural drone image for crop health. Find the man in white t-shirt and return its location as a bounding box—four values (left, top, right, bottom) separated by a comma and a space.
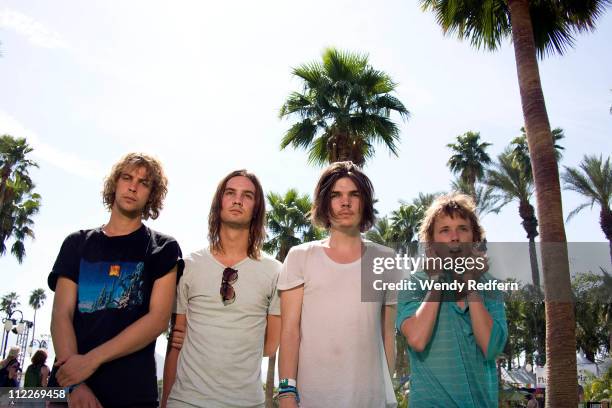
162, 170, 282, 408
277, 161, 397, 408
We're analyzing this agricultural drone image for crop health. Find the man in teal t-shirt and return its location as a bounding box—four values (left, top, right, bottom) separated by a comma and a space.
397, 193, 507, 408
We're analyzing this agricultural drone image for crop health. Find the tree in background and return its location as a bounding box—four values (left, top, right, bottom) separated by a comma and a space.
419, 2, 610, 403
28, 288, 46, 346
446, 131, 492, 197
0, 292, 20, 315
279, 48, 409, 167
486, 149, 540, 287
0, 135, 41, 263
562, 155, 612, 264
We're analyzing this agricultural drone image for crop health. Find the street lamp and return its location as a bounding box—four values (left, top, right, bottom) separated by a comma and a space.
27, 338, 49, 356
1, 309, 29, 359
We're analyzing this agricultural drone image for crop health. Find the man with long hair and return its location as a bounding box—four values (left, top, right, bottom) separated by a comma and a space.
277, 161, 397, 408
48, 153, 181, 407
162, 170, 281, 408
396, 193, 508, 407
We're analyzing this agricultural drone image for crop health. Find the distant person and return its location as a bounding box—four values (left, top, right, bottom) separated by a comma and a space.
277, 162, 397, 407
0, 359, 20, 387
397, 193, 508, 407
48, 152, 181, 407
24, 349, 50, 387
162, 169, 281, 408
527, 393, 539, 408
0, 346, 20, 369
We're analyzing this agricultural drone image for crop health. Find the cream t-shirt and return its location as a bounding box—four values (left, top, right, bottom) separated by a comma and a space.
168, 248, 281, 408
278, 240, 397, 408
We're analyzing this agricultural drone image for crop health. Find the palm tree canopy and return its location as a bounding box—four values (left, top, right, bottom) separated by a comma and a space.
279, 48, 410, 166
562, 154, 612, 221
263, 189, 325, 261
29, 288, 47, 310
511, 127, 565, 178
0, 135, 41, 263
0, 292, 20, 315
447, 131, 492, 186
451, 178, 505, 217
486, 148, 534, 206
419, 0, 611, 58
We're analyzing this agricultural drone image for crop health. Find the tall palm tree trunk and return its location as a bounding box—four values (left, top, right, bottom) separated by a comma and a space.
507, 1, 577, 407
519, 200, 541, 287
31, 308, 37, 348
600, 207, 612, 265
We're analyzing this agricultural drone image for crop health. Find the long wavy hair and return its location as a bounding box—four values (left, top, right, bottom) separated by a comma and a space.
418, 192, 485, 243
102, 152, 168, 220
208, 170, 266, 259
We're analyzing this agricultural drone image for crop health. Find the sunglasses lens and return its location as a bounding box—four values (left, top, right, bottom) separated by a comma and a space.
223, 268, 238, 283
220, 281, 236, 305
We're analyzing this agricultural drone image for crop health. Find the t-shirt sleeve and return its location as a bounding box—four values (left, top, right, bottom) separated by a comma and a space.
268, 261, 281, 315
277, 246, 306, 291
175, 258, 189, 315
150, 238, 182, 281
48, 232, 84, 291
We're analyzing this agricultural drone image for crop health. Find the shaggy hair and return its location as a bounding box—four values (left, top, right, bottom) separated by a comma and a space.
102, 152, 168, 220
418, 192, 485, 243
311, 161, 375, 232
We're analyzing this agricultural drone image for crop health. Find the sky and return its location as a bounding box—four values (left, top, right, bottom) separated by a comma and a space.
0, 0, 611, 371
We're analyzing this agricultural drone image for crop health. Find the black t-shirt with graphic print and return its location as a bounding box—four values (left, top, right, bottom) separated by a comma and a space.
48, 224, 181, 408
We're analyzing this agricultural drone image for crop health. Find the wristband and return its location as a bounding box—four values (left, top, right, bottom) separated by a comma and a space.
279, 378, 297, 388
68, 382, 83, 393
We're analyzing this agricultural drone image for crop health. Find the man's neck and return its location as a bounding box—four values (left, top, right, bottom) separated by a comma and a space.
213, 223, 250, 264
327, 227, 362, 249
104, 211, 143, 237
323, 227, 364, 263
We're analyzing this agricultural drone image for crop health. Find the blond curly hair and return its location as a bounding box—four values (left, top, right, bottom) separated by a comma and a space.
418, 192, 485, 243
102, 153, 168, 220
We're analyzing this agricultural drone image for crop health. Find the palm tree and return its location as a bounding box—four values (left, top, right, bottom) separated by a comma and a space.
262, 189, 324, 407
0, 135, 41, 263
28, 289, 46, 346
419, 2, 610, 404
446, 131, 492, 197
0, 135, 37, 208
365, 217, 394, 246
451, 178, 504, 218
562, 155, 612, 263
279, 48, 410, 167
510, 127, 565, 179
389, 204, 423, 256
486, 149, 540, 287
0, 292, 20, 315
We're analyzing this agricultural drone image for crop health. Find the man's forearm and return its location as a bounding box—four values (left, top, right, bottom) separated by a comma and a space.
50, 315, 78, 361
278, 328, 300, 380
401, 289, 441, 352
466, 291, 493, 355
87, 311, 170, 367
161, 345, 180, 408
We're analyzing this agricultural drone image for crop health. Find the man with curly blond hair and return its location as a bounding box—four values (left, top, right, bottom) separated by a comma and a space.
397, 193, 507, 407
48, 153, 182, 408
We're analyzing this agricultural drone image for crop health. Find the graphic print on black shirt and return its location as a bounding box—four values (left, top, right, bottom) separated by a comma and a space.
78, 260, 145, 313
48, 224, 181, 408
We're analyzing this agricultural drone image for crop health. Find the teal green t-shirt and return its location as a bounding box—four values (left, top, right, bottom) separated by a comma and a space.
396, 271, 508, 408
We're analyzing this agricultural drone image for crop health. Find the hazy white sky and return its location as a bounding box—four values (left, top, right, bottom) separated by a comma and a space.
1, 1, 611, 365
